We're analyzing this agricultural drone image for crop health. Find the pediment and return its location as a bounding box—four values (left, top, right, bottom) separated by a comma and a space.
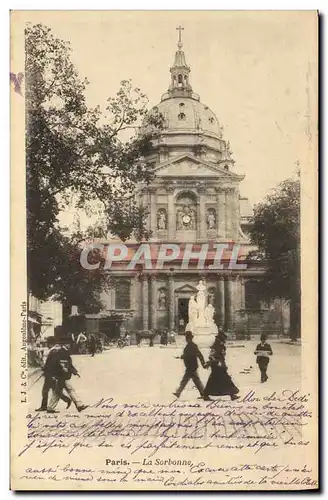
174, 284, 198, 293
154, 154, 242, 180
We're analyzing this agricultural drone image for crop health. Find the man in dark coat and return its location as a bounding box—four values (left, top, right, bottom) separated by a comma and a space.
35, 337, 71, 411
89, 333, 97, 357
173, 331, 207, 399
47, 339, 88, 413
161, 329, 168, 345
254, 333, 273, 382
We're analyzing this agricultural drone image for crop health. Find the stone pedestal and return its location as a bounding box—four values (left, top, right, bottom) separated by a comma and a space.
185, 323, 218, 347
193, 326, 217, 347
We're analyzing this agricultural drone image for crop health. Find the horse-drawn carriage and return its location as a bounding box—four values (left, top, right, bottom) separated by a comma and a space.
135, 329, 157, 347
133, 328, 176, 347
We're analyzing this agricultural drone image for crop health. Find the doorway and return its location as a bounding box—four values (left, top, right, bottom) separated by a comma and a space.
177, 298, 189, 334
99, 319, 121, 339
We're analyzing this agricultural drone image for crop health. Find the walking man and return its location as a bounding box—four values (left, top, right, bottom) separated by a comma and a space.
173, 331, 207, 400
47, 339, 88, 413
89, 333, 97, 357
35, 337, 71, 411
254, 333, 273, 382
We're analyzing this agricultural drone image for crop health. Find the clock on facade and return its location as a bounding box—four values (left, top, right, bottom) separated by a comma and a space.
182, 214, 191, 225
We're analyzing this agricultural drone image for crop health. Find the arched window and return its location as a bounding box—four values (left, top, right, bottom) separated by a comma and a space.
178, 112, 186, 120
178, 74, 183, 84
179, 102, 185, 108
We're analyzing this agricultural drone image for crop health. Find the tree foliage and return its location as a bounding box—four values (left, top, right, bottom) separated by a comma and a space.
26, 23, 162, 306
248, 175, 300, 339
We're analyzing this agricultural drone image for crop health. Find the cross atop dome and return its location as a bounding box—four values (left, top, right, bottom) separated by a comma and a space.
169, 26, 193, 97
176, 25, 184, 49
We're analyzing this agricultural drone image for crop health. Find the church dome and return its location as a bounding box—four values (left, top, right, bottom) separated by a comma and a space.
152, 96, 222, 137
149, 31, 222, 139
146, 28, 234, 167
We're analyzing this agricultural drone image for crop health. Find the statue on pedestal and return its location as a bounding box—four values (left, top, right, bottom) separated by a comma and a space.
205, 303, 215, 326
206, 209, 216, 230
195, 280, 206, 325
186, 280, 218, 338
188, 295, 198, 332
157, 209, 167, 230
158, 289, 167, 309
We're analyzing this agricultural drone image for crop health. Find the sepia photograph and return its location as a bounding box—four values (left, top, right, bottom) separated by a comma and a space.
10, 10, 318, 491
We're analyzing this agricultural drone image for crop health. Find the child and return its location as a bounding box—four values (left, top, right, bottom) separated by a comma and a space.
254, 334, 273, 383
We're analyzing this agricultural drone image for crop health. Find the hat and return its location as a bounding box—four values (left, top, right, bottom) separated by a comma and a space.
185, 331, 194, 339
260, 333, 267, 342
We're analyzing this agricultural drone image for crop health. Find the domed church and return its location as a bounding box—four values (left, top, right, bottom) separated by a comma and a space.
85, 29, 288, 339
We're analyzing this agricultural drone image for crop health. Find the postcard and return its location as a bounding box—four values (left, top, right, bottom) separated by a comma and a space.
10, 10, 318, 491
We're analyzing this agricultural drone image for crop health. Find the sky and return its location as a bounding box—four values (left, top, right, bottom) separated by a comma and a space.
17, 10, 317, 206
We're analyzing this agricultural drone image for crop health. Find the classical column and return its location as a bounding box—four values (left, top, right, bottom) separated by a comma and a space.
196, 201, 201, 239
225, 188, 234, 239
240, 276, 246, 310
225, 277, 234, 331
233, 276, 239, 311
199, 187, 207, 240
141, 274, 149, 330
167, 187, 175, 240
235, 275, 246, 311
141, 188, 151, 231
150, 275, 157, 329
168, 273, 175, 330
130, 273, 138, 309
150, 188, 157, 237
216, 276, 225, 328
216, 187, 226, 238
231, 189, 239, 240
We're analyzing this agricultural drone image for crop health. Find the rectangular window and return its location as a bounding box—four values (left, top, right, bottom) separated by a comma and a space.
115, 280, 131, 310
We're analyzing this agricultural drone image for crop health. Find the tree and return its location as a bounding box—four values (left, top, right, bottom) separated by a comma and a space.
26, 23, 162, 305
248, 175, 300, 341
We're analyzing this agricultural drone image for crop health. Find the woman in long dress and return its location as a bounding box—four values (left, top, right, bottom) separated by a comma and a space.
203, 331, 239, 401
